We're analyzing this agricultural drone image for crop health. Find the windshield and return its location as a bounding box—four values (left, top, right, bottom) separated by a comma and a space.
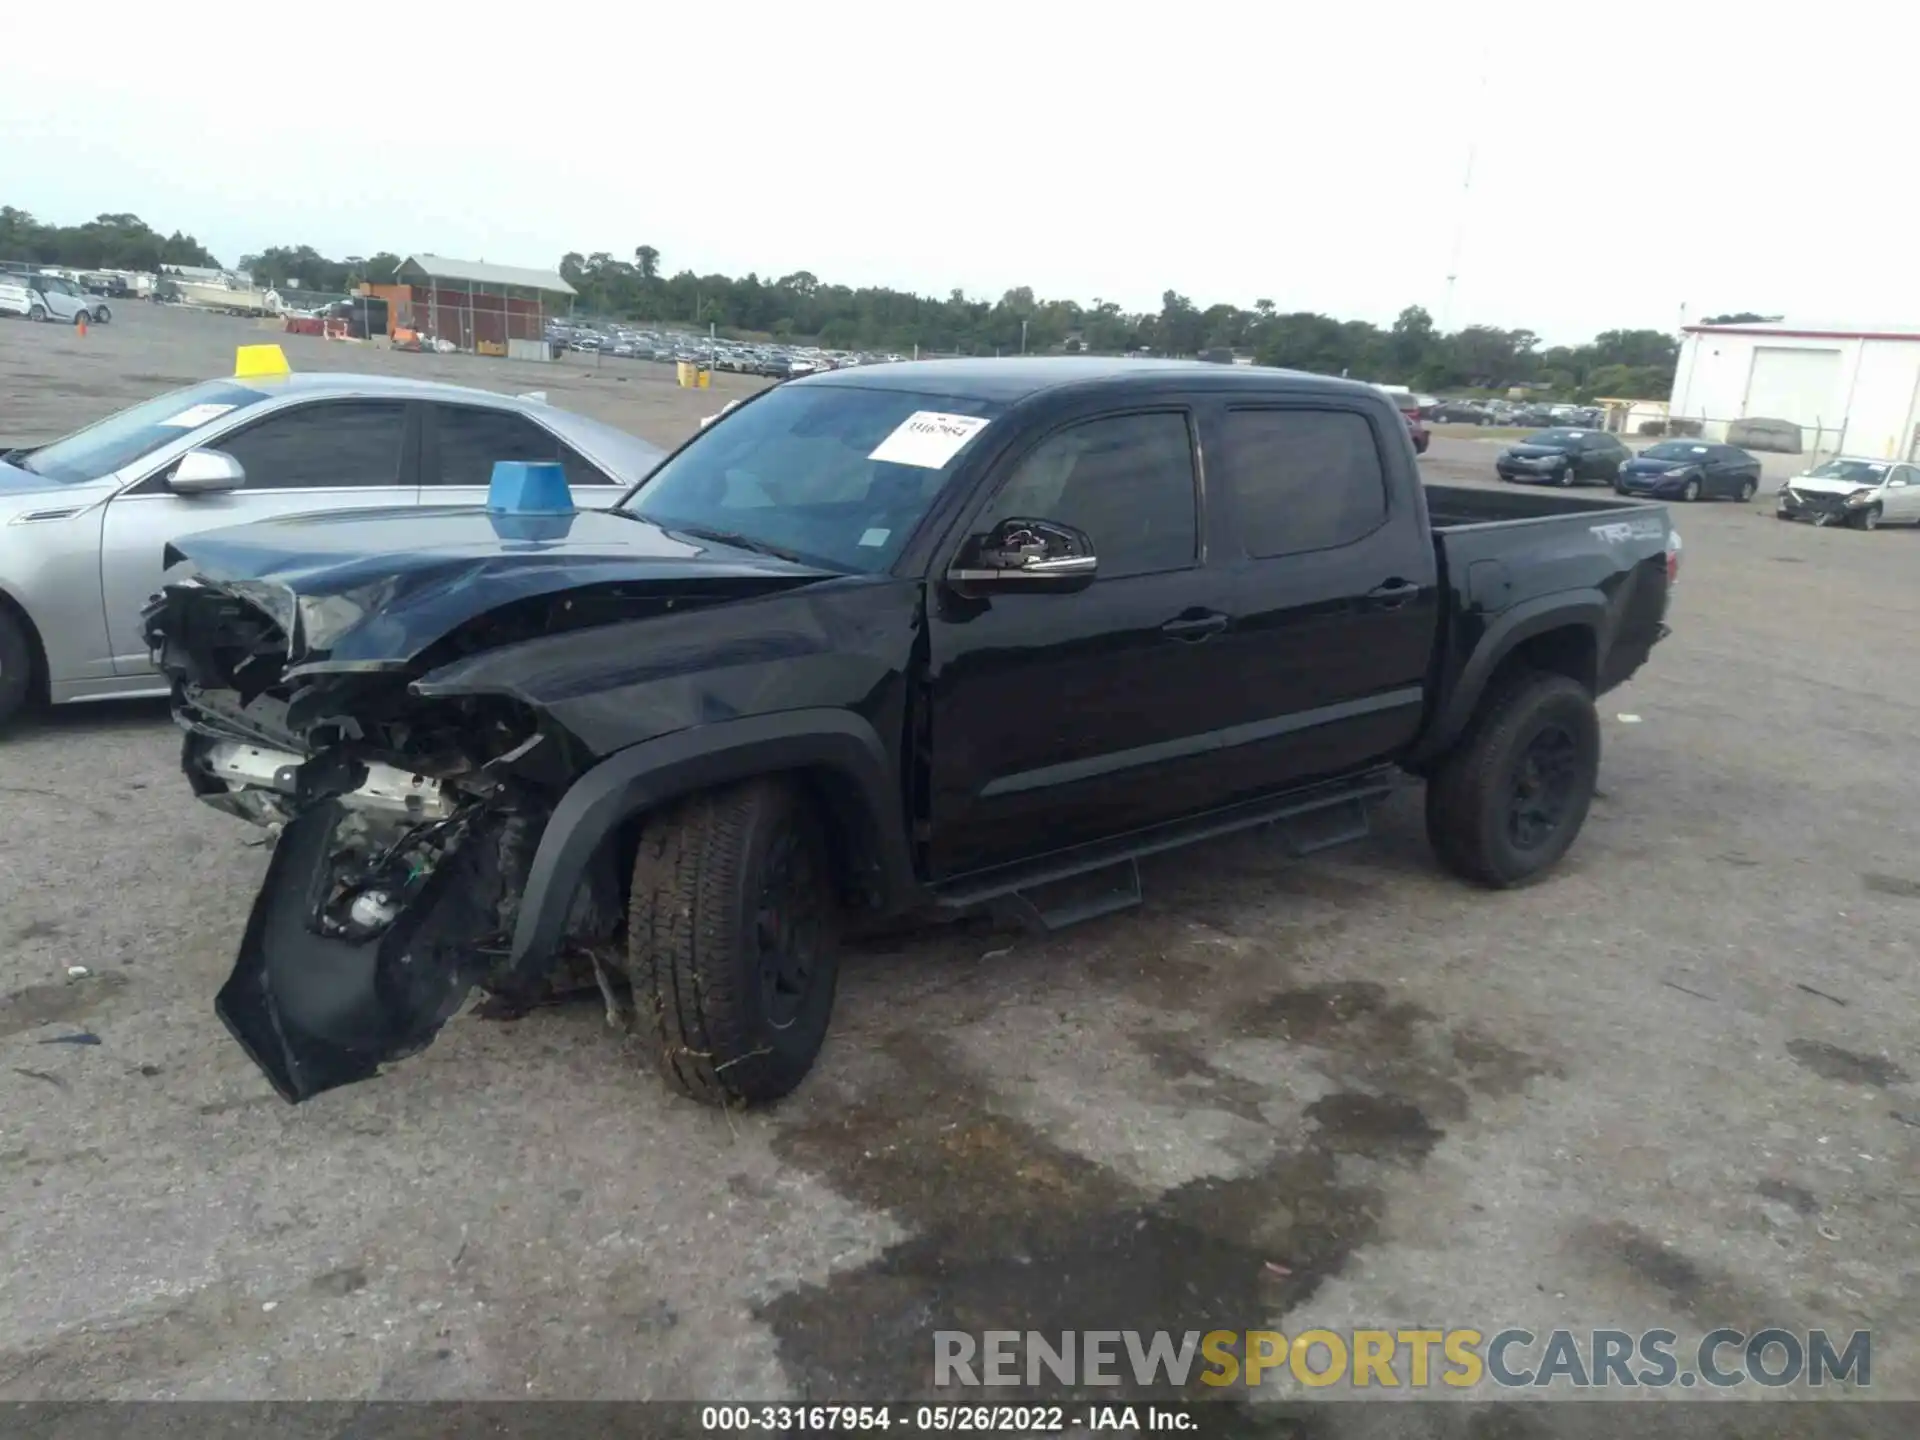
1525, 429, 1585, 449
13, 380, 271, 484
621, 383, 1005, 572
1643, 442, 1712, 461
1808, 459, 1888, 485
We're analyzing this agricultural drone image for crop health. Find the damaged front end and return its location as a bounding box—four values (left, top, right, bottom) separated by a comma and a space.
145, 580, 622, 1102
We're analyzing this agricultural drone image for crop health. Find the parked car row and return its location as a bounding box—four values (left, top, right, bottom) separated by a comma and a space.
545, 322, 903, 380
1431, 398, 1606, 428
1490, 429, 1920, 531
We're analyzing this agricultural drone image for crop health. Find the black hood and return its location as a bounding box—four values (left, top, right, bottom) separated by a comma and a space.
1619, 457, 1691, 475
1506, 444, 1574, 460
159, 504, 837, 672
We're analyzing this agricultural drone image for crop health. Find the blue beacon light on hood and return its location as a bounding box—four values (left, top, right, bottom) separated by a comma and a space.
487, 459, 577, 544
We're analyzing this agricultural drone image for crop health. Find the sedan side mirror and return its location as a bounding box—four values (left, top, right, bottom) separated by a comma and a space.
949, 517, 1097, 594
169, 447, 246, 495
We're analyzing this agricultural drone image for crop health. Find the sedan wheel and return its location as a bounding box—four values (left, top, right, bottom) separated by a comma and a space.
93, 305, 111, 325
1857, 505, 1882, 532
1737, 478, 1755, 503
1682, 478, 1702, 502
1558, 467, 1575, 488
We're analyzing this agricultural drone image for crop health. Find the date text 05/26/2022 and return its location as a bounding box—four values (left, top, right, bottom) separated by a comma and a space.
700, 1405, 1191, 1432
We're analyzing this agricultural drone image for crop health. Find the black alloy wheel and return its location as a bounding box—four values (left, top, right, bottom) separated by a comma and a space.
1507, 723, 1581, 852
753, 818, 829, 1031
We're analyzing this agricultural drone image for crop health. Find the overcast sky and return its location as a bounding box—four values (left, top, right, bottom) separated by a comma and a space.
4, 1, 1907, 342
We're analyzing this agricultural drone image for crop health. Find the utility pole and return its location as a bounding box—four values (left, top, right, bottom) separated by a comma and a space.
1441, 69, 1488, 333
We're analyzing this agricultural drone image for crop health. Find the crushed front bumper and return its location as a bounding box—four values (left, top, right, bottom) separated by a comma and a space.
1775, 489, 1854, 525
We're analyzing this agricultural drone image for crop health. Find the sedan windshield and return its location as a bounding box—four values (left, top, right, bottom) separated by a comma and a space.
1808, 459, 1888, 484
13, 379, 271, 485
1643, 442, 1713, 461
621, 383, 1004, 572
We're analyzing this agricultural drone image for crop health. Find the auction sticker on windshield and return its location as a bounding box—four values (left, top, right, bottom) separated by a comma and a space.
158, 403, 238, 429
868, 411, 991, 469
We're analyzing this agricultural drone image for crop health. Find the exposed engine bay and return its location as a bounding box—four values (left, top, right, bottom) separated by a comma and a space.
149, 581, 626, 1101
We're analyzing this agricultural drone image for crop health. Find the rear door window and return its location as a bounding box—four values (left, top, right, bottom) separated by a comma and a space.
1218, 408, 1390, 558
431, 405, 562, 487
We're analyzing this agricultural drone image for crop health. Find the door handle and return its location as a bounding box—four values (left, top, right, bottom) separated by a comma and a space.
1161, 611, 1229, 641
1366, 579, 1421, 609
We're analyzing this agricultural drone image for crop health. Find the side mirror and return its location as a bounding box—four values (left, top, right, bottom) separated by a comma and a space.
949, 517, 1097, 594
169, 447, 245, 495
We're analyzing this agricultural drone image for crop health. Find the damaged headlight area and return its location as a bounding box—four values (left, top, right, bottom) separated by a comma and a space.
146, 580, 621, 1103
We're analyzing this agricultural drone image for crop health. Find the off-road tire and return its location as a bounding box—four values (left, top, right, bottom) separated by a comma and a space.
0, 607, 35, 727
1426, 671, 1600, 888
625, 778, 840, 1106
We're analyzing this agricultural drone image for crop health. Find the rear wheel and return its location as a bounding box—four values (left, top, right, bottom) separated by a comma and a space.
93, 305, 111, 325
625, 777, 840, 1106
1426, 672, 1600, 888
0, 607, 36, 728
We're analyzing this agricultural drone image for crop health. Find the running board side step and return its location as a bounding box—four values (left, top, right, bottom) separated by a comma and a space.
933, 768, 1398, 934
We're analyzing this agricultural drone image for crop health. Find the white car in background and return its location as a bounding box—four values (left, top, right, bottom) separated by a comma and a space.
0, 272, 112, 325
1775, 456, 1920, 530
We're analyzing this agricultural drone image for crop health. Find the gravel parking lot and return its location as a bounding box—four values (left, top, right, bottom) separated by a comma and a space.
2, 306, 1916, 1425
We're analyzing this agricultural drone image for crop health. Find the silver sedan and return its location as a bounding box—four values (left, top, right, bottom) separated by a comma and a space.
0, 371, 666, 726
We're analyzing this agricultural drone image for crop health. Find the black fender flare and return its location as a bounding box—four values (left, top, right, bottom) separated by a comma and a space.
505, 708, 920, 980
1415, 591, 1608, 761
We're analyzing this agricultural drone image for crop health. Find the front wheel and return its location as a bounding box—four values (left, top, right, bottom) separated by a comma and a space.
0, 607, 33, 727
93, 305, 111, 325
1854, 504, 1882, 532
1426, 672, 1600, 888
625, 777, 840, 1106
1558, 467, 1576, 488
1737, 477, 1756, 503
1681, 477, 1702, 502
27, 304, 45, 322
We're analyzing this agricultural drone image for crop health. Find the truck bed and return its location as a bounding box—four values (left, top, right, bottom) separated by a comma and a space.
1424, 482, 1662, 531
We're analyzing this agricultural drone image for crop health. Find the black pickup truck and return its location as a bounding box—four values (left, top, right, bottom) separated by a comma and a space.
143, 359, 1679, 1108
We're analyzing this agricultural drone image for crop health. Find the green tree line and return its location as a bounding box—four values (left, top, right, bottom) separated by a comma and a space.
0, 208, 219, 273
562, 248, 1681, 399
4, 207, 1697, 399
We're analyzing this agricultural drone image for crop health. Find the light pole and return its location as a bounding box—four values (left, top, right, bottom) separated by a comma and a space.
1021, 319, 1028, 355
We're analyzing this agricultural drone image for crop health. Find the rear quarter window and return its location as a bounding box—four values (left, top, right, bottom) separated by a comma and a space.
1219, 409, 1390, 558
